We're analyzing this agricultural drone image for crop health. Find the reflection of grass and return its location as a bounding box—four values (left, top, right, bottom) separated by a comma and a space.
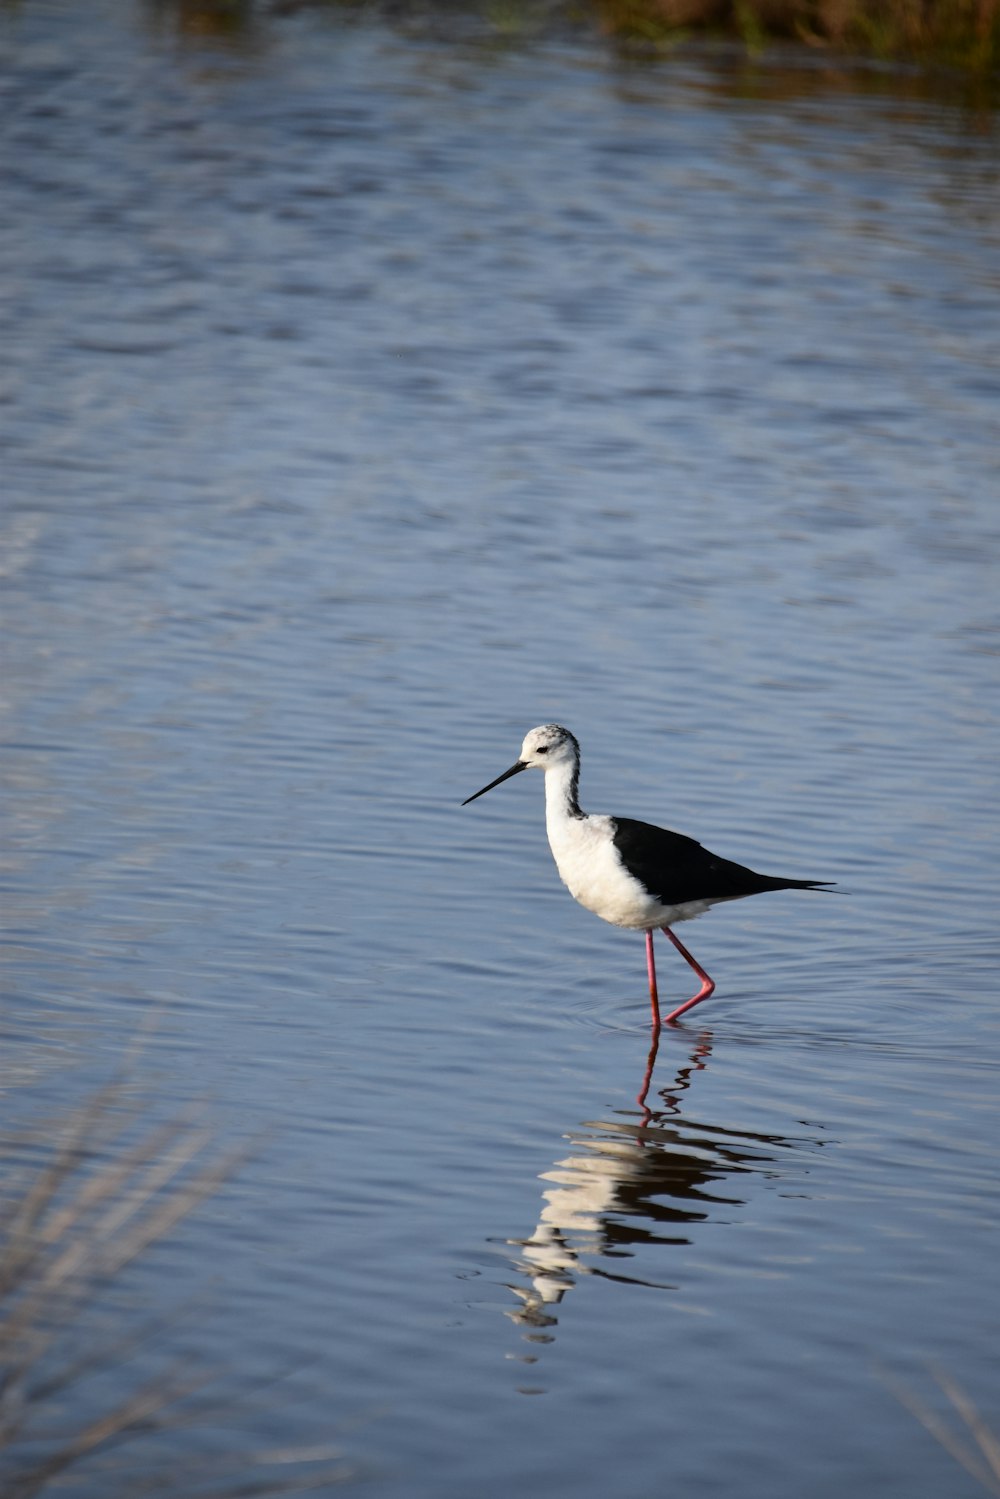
889, 1370, 1000, 1498
0, 1083, 348, 1498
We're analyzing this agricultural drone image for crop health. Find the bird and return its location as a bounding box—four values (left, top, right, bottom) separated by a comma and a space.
462, 724, 834, 1028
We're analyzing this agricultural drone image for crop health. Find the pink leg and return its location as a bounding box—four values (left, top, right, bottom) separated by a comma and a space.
660, 926, 716, 1023
645, 929, 662, 1029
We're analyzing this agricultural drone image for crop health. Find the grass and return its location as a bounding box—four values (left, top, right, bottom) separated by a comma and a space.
889, 1368, 1000, 1498
592, 0, 1000, 68
148, 0, 1000, 69
0, 1080, 350, 1498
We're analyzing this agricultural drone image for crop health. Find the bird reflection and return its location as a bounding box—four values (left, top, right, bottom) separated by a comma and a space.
636, 1023, 711, 1115
504, 1031, 810, 1333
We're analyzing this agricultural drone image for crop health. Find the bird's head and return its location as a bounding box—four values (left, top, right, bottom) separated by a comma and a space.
518, 723, 579, 770
462, 724, 579, 805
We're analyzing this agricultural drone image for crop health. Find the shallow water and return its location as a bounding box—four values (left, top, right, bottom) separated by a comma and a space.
2, 4, 1000, 1496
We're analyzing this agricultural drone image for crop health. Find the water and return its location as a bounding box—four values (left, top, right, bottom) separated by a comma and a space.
2, 3, 999, 1495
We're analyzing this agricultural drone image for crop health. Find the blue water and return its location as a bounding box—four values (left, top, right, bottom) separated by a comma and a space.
2, 4, 999, 1496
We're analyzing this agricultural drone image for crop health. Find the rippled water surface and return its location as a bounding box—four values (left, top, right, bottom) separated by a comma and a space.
2, 4, 1000, 1495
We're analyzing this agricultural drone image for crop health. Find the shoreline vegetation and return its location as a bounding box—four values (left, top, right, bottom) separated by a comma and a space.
150, 0, 1000, 74
591, 0, 999, 70
0, 1080, 349, 1497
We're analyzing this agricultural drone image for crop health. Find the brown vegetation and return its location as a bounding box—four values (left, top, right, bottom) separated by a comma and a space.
0, 1082, 348, 1498
889, 1369, 1000, 1498
149, 0, 1000, 68
592, 0, 1000, 67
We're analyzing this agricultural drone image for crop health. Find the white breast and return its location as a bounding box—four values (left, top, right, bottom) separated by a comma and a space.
544, 813, 653, 929
545, 811, 719, 931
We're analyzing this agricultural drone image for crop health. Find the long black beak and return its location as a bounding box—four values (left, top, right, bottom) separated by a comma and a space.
462, 761, 527, 806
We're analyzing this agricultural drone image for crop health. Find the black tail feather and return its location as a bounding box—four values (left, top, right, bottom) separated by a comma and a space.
764, 878, 836, 892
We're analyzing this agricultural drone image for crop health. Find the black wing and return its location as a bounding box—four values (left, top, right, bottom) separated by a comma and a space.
611, 816, 833, 907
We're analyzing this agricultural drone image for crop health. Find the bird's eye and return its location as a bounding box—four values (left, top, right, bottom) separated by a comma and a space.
536, 746, 549, 755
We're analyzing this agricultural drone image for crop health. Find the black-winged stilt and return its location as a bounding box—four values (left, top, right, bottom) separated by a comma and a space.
463, 724, 833, 1027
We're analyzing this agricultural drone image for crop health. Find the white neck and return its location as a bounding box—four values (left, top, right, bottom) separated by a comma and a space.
543, 755, 584, 830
